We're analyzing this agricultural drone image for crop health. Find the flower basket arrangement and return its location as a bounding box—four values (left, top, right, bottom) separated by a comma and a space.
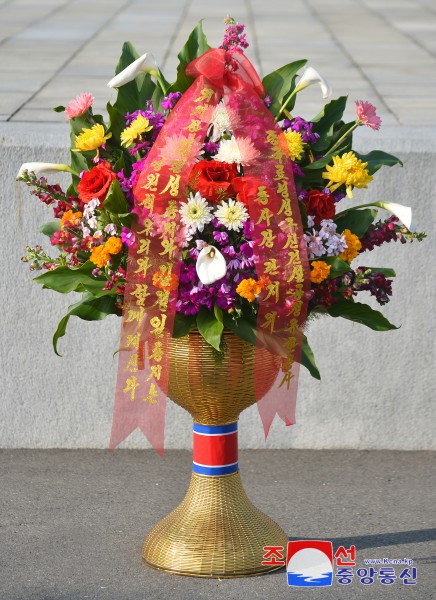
18, 18, 424, 578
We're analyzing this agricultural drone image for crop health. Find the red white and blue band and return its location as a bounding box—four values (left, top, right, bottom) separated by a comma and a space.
192, 422, 238, 476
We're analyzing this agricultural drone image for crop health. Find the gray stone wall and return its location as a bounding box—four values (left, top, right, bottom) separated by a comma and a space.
1, 123, 434, 450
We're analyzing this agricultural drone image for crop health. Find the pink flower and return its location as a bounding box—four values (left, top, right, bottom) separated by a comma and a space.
65, 93, 94, 120
355, 100, 382, 130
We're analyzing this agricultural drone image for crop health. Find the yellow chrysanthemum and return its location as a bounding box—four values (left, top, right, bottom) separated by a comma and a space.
104, 236, 122, 255
339, 229, 362, 263
310, 260, 331, 284
120, 115, 152, 147
89, 245, 110, 268
73, 124, 111, 158
284, 130, 305, 161
236, 278, 262, 302
322, 151, 373, 198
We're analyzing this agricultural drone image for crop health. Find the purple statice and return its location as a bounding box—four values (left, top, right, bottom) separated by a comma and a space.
264, 95, 272, 108
298, 189, 309, 203
117, 156, 148, 203
161, 92, 181, 111
203, 140, 220, 155
213, 231, 229, 245
219, 16, 249, 53
283, 116, 319, 145
291, 162, 304, 178
121, 227, 137, 248
243, 220, 252, 240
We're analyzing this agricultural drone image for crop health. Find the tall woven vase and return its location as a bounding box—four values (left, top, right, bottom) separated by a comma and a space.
142, 330, 288, 578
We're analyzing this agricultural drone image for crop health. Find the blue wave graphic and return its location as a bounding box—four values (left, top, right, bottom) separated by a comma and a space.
287, 571, 333, 587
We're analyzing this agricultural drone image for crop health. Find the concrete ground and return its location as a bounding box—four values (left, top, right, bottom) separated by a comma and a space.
1, 0, 436, 125
1, 449, 435, 599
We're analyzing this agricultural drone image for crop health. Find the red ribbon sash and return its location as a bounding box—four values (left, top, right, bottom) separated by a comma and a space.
110, 49, 310, 455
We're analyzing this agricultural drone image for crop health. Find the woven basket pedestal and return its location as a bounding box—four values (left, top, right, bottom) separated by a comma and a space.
142, 331, 287, 578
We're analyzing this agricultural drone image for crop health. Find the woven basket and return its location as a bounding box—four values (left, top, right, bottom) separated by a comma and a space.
142, 330, 288, 578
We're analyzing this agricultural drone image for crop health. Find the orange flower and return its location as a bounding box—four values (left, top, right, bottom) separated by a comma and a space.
90, 245, 110, 268
310, 260, 331, 284
60, 209, 82, 229
152, 266, 179, 291
105, 236, 122, 255
236, 278, 262, 302
339, 229, 362, 263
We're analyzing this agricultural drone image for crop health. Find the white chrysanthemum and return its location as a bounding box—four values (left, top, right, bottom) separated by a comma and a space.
215, 199, 249, 231
210, 104, 232, 142
214, 136, 260, 166
179, 192, 213, 233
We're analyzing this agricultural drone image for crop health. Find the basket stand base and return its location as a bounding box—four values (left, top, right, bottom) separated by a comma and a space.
142, 471, 288, 578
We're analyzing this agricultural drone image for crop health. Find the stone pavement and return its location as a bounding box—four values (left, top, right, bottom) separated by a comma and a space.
1, 0, 436, 125
1, 449, 435, 599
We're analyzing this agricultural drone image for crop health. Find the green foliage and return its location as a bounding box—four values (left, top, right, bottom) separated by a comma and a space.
356, 150, 403, 174
262, 59, 307, 117
310, 96, 348, 152
301, 336, 321, 380
53, 293, 117, 356
196, 307, 224, 351
38, 221, 60, 237
334, 208, 377, 237
169, 21, 211, 94
321, 256, 352, 279
104, 179, 129, 214
34, 261, 110, 296
173, 314, 196, 337
327, 300, 398, 331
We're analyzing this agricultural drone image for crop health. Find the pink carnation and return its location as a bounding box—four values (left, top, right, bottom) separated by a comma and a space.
65, 93, 94, 120
355, 100, 382, 130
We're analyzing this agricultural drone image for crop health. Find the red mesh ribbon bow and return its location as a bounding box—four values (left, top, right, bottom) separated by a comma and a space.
110, 49, 310, 455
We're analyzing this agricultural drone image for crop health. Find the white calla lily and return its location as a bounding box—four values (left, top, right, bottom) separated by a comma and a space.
374, 201, 415, 232
294, 66, 332, 99
16, 162, 75, 179
196, 245, 227, 285
107, 52, 159, 88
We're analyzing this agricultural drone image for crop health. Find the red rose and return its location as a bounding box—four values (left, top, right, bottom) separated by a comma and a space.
305, 189, 335, 225
189, 160, 238, 203
77, 161, 116, 204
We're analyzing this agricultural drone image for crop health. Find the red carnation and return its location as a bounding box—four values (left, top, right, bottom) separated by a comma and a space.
189, 160, 238, 203
305, 189, 336, 225
231, 176, 264, 206
77, 161, 116, 204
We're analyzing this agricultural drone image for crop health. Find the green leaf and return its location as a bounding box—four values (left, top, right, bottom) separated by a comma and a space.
327, 300, 398, 331
262, 59, 307, 117
34, 261, 108, 295
311, 96, 347, 131
53, 293, 117, 356
112, 42, 144, 115
196, 308, 224, 351
173, 314, 196, 338
301, 336, 321, 379
169, 21, 211, 94
103, 179, 129, 214
38, 221, 60, 237
355, 150, 403, 175
304, 154, 334, 171
214, 305, 224, 324
368, 267, 396, 278
106, 102, 126, 149
222, 313, 257, 345
334, 208, 377, 237
53, 105, 65, 113
321, 256, 352, 279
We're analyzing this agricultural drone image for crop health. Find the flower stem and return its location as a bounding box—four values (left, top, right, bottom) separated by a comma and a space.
325, 122, 359, 157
